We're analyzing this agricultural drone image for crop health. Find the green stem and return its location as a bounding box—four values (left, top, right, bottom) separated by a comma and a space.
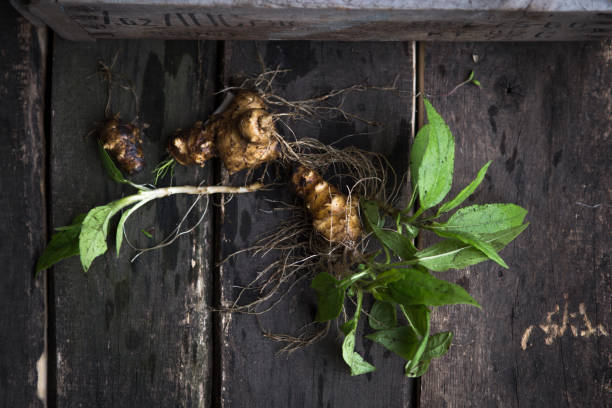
340, 270, 371, 288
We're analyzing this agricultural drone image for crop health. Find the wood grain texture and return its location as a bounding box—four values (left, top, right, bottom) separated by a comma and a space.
17, 0, 612, 41
50, 38, 218, 407
419, 41, 612, 407
217, 41, 416, 408
0, 4, 47, 407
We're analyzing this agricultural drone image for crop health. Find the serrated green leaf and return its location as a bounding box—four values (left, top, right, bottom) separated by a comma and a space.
366, 327, 421, 360
433, 229, 508, 269
416, 224, 528, 272
437, 203, 527, 235
341, 290, 375, 375
415, 100, 455, 210
342, 331, 376, 375
422, 332, 453, 359
311, 272, 345, 322
35, 214, 86, 275
79, 197, 138, 272
401, 305, 430, 338
369, 301, 397, 330
361, 200, 416, 260
437, 161, 492, 215
388, 269, 480, 308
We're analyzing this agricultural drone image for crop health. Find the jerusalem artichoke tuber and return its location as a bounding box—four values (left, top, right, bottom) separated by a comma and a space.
168, 91, 279, 174
98, 117, 144, 174
291, 166, 361, 244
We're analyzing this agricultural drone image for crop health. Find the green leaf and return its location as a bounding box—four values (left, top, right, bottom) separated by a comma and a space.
404, 305, 431, 375
414, 100, 455, 210
437, 161, 491, 215
141, 229, 153, 239
362, 200, 416, 259
437, 203, 527, 235
79, 197, 138, 272
472, 79, 482, 88
416, 224, 528, 272
35, 214, 86, 275
388, 269, 480, 308
369, 301, 397, 330
405, 331, 454, 377
342, 331, 376, 375
366, 327, 421, 360
433, 229, 508, 269
422, 332, 453, 359
115, 199, 153, 256
468, 70, 475, 81
341, 290, 376, 375
405, 357, 432, 377
409, 124, 430, 189
311, 272, 345, 322
405, 324, 430, 375
98, 140, 126, 184
401, 305, 430, 338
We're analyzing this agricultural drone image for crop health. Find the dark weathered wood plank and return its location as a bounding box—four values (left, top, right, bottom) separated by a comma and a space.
15, 0, 612, 41
50, 38, 218, 407
217, 41, 416, 408
0, 4, 47, 408
420, 41, 612, 407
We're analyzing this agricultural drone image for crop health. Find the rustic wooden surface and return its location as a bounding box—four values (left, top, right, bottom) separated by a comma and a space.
0, 4, 47, 408
50, 38, 218, 406
216, 41, 416, 408
420, 41, 612, 407
14, 0, 612, 41
3, 6, 612, 405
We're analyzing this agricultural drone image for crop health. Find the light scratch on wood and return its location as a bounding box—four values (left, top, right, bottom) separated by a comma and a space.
521, 294, 608, 350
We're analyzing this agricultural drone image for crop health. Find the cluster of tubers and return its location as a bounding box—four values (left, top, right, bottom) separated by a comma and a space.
168, 91, 279, 174
99, 90, 362, 245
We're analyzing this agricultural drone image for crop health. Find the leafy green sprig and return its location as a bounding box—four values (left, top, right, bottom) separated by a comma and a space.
36, 144, 262, 275
311, 99, 528, 377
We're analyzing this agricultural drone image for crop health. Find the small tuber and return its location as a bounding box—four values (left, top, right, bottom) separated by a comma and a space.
98, 117, 144, 174
292, 165, 362, 244
168, 91, 279, 174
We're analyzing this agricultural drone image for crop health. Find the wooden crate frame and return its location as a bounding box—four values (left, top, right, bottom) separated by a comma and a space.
12, 0, 612, 41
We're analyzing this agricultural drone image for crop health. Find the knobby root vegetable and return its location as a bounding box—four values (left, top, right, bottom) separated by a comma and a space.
168, 90, 279, 174
167, 120, 215, 166
291, 165, 361, 244
99, 117, 144, 174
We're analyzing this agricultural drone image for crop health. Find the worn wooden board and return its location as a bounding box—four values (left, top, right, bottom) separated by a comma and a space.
419, 41, 612, 407
0, 4, 48, 408
216, 41, 416, 408
15, 0, 612, 41
50, 38, 218, 406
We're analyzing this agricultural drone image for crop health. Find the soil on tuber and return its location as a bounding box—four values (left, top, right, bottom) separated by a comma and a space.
98, 116, 145, 174
168, 90, 279, 174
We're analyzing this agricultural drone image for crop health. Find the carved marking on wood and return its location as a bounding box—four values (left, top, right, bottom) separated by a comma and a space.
57, 6, 612, 41
521, 294, 609, 350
